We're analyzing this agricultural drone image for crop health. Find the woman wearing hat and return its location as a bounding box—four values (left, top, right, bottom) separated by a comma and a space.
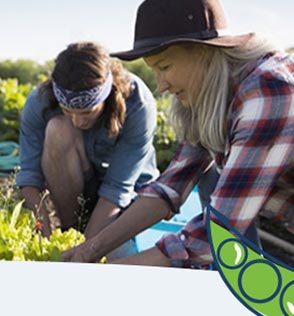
62, 0, 294, 266
16, 42, 159, 258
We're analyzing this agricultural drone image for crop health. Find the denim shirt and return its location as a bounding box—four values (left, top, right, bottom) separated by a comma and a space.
16, 74, 159, 208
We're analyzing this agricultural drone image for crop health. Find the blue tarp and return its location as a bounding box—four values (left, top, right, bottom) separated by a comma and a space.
0, 141, 19, 176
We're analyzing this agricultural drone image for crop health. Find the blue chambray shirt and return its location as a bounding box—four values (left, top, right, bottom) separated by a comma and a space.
16, 74, 159, 208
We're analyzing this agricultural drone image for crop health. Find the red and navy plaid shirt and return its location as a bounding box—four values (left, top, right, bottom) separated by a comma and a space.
139, 51, 294, 268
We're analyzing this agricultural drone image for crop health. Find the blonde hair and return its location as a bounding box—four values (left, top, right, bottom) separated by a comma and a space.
169, 35, 277, 153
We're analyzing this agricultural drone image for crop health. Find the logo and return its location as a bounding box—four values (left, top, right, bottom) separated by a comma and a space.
206, 205, 294, 316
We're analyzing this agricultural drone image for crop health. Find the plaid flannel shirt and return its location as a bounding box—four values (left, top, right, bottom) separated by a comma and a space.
139, 51, 294, 268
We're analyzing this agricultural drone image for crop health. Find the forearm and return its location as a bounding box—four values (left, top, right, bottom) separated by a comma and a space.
20, 186, 52, 237
62, 196, 171, 262
91, 196, 170, 260
74, 197, 169, 262
84, 197, 121, 239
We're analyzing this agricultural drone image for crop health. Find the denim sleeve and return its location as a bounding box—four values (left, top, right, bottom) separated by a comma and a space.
16, 89, 47, 189
98, 77, 158, 208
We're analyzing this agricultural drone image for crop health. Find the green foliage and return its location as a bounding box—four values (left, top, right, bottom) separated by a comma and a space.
0, 78, 34, 142
0, 176, 85, 261
0, 59, 53, 85
123, 59, 157, 92
154, 96, 178, 172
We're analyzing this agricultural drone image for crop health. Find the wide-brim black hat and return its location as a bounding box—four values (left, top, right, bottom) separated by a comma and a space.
111, 0, 254, 61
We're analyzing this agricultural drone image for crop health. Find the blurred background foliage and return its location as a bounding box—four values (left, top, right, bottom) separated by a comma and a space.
0, 57, 177, 172
0, 59, 53, 85
122, 59, 157, 93
0, 79, 33, 142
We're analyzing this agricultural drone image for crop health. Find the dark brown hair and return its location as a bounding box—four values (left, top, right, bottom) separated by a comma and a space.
41, 42, 133, 137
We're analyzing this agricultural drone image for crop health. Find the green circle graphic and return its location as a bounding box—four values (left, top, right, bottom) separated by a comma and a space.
280, 281, 294, 316
239, 260, 282, 303
218, 239, 247, 269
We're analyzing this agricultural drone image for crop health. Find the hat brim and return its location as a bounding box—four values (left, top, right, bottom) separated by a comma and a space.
111, 33, 255, 61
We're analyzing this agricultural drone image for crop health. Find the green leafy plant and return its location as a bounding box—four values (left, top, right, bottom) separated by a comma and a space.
0, 175, 85, 261
123, 59, 156, 92
0, 78, 34, 142
154, 96, 178, 171
0, 59, 53, 85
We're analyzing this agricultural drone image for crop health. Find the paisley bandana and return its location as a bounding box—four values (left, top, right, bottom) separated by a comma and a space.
52, 72, 113, 109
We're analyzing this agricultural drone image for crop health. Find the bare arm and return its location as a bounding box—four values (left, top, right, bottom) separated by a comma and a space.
62, 196, 171, 262
20, 186, 52, 237
84, 196, 121, 239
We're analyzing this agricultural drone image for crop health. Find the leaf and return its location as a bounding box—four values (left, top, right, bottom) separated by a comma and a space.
49, 247, 62, 262
0, 183, 86, 261
9, 199, 24, 229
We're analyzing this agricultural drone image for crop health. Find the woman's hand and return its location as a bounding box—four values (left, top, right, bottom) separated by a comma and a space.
62, 239, 101, 263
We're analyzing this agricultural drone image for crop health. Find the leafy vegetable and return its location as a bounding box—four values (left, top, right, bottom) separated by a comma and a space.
0, 177, 85, 261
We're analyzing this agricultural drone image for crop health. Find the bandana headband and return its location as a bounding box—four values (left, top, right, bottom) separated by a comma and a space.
52, 72, 113, 109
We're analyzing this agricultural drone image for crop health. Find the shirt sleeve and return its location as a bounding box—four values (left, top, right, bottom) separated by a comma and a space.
139, 142, 212, 213
16, 90, 47, 189
98, 80, 158, 208
156, 69, 294, 267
